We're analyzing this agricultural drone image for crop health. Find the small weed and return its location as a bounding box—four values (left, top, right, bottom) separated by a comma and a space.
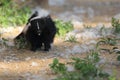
108, 70, 117, 80
50, 51, 109, 80
0, 0, 30, 27
0, 38, 8, 47
83, 24, 92, 29
55, 19, 73, 37
65, 35, 77, 43
112, 18, 120, 34
97, 37, 120, 61
14, 36, 28, 49
117, 55, 120, 61
49, 58, 67, 74
97, 37, 118, 46
100, 25, 109, 37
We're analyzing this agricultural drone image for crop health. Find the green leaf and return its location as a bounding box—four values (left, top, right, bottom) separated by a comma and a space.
53, 58, 59, 65
116, 51, 120, 54
55, 19, 73, 37
117, 55, 120, 61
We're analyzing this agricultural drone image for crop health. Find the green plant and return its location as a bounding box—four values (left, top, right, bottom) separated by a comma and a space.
97, 37, 120, 62
112, 47, 120, 61
49, 58, 67, 74
50, 51, 109, 80
108, 70, 117, 80
117, 55, 120, 61
0, 38, 8, 47
83, 24, 92, 29
0, 0, 30, 27
0, 0, 11, 6
72, 51, 101, 78
112, 18, 120, 34
55, 19, 73, 37
14, 36, 28, 49
97, 37, 118, 46
99, 25, 110, 37
65, 35, 77, 43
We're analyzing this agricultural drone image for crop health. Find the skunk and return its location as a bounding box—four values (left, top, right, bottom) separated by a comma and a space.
15, 10, 57, 51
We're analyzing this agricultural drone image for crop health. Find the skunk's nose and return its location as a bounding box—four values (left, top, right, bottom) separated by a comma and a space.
38, 33, 41, 36
37, 30, 41, 36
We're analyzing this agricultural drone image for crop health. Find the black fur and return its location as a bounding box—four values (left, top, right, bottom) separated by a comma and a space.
15, 12, 56, 51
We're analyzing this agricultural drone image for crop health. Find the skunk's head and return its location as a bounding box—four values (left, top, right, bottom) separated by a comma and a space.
28, 11, 38, 22
27, 9, 50, 36
30, 17, 46, 36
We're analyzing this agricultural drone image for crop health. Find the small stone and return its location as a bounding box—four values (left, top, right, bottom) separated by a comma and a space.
31, 62, 38, 67
25, 57, 31, 61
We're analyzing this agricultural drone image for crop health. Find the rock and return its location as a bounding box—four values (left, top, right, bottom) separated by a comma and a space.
114, 13, 120, 20
6, 41, 15, 47
25, 57, 31, 61
31, 62, 38, 67
49, 0, 65, 6
66, 65, 75, 71
72, 20, 84, 29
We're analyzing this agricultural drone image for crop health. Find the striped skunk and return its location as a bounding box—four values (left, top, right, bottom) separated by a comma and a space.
15, 10, 57, 51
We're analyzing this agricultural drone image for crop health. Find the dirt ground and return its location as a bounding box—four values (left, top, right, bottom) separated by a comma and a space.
0, 27, 120, 80
0, 0, 120, 79
0, 42, 120, 80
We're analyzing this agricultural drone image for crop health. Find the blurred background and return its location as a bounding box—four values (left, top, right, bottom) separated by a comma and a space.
14, 0, 120, 22
0, 0, 120, 27
0, 1, 120, 80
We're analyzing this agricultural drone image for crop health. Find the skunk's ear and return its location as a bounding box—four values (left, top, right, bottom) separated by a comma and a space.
28, 11, 38, 22
46, 15, 51, 18
34, 11, 38, 17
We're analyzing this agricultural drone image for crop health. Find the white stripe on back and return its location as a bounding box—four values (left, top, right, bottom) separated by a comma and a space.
37, 22, 40, 30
